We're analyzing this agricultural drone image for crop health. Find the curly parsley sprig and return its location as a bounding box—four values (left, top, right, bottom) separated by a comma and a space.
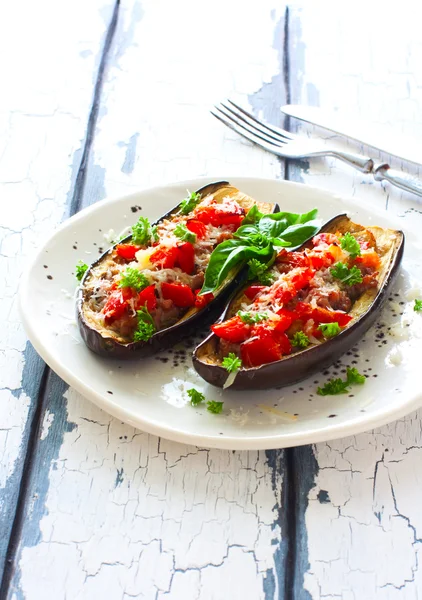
340, 232, 361, 259
317, 367, 366, 396
174, 222, 196, 244
222, 352, 242, 373
330, 262, 363, 286
414, 299, 422, 312
75, 261, 89, 281
318, 322, 341, 338
118, 268, 149, 292
133, 306, 156, 342
179, 191, 201, 215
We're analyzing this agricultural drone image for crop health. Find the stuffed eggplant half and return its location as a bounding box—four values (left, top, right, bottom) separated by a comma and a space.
77, 182, 277, 358
193, 214, 404, 390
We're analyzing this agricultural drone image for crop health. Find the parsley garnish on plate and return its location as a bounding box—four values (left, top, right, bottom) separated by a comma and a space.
207, 401, 224, 414
237, 311, 268, 325
174, 222, 196, 243
133, 306, 156, 342
118, 268, 149, 292
318, 322, 342, 338
179, 190, 201, 215
222, 352, 242, 373
317, 367, 366, 396
414, 299, 422, 312
132, 216, 154, 246
292, 331, 310, 348
340, 232, 361, 259
187, 388, 205, 406
330, 262, 363, 286
76, 261, 89, 281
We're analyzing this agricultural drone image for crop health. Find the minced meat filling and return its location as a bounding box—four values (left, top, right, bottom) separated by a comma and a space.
82, 194, 246, 342
212, 229, 381, 368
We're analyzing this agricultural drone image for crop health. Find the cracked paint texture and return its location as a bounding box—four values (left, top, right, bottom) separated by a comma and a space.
289, 5, 422, 599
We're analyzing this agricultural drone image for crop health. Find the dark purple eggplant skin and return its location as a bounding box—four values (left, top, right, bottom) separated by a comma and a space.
76, 181, 279, 360
192, 215, 405, 390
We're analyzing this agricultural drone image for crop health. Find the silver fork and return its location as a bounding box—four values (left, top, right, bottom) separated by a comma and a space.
212, 100, 422, 197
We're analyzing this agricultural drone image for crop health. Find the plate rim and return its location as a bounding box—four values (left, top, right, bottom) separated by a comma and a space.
19, 175, 422, 450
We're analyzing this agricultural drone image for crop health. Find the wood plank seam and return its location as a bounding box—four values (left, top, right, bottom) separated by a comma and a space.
0, 1, 121, 596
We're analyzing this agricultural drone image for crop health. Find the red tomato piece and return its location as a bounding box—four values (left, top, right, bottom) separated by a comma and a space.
296, 303, 352, 327
194, 290, 214, 309
194, 201, 244, 229
115, 244, 141, 260
244, 285, 266, 300
186, 219, 207, 239
176, 242, 195, 274
211, 316, 250, 343
150, 246, 179, 269
103, 288, 132, 324
308, 251, 334, 269
136, 284, 157, 312
274, 312, 294, 333
241, 333, 283, 367
161, 282, 195, 308
277, 250, 310, 268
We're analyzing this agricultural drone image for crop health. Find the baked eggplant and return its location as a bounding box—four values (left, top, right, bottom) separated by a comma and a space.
193, 214, 404, 390
77, 181, 278, 359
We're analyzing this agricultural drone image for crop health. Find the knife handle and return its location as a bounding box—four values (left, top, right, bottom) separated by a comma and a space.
374, 164, 422, 197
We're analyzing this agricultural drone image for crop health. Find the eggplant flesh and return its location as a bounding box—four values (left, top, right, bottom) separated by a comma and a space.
76, 181, 278, 359
192, 214, 404, 390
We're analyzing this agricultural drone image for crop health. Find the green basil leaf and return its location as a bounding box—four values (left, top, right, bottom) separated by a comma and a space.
201, 240, 248, 294
258, 216, 288, 238
278, 220, 321, 247
242, 205, 264, 225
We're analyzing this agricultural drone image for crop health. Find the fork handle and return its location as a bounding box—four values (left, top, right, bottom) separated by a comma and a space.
327, 150, 374, 173
373, 163, 422, 197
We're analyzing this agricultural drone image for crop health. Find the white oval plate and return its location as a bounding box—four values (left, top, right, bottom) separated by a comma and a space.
19, 177, 422, 450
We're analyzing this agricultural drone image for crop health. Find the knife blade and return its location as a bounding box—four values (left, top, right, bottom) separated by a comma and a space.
280, 105, 422, 167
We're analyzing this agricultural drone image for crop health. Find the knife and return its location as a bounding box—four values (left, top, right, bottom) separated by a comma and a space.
280, 104, 422, 167
280, 104, 422, 197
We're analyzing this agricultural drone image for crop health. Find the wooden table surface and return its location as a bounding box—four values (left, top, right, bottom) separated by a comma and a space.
2, 2, 422, 598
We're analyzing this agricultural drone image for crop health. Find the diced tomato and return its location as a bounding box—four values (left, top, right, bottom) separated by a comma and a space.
115, 244, 141, 260
161, 282, 195, 308
187, 219, 207, 239
136, 284, 157, 312
194, 201, 244, 229
150, 246, 179, 269
176, 242, 195, 274
241, 333, 282, 367
274, 310, 295, 333
275, 268, 314, 304
244, 285, 266, 300
194, 290, 214, 309
103, 288, 133, 324
277, 249, 310, 268
212, 316, 250, 343
295, 302, 352, 327
355, 251, 381, 271
312, 233, 338, 247
307, 251, 334, 269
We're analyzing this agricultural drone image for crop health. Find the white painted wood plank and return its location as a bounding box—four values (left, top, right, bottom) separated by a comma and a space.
11, 1, 290, 599
0, 0, 115, 579
288, 5, 422, 599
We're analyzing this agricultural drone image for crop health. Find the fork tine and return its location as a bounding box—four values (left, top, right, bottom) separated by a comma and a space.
219, 101, 287, 145
226, 99, 295, 141
213, 105, 284, 149
211, 108, 283, 154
